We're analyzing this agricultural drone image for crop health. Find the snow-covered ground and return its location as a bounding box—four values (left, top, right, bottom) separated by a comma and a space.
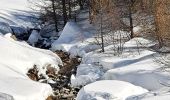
51, 10, 170, 99
0, 0, 39, 31
0, 34, 62, 100
1, 1, 170, 99
77, 80, 148, 100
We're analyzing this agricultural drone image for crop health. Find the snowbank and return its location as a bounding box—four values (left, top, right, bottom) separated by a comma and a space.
0, 35, 62, 100
51, 22, 100, 57
71, 64, 104, 87
27, 30, 41, 46
73, 37, 167, 91
0, 9, 38, 28
52, 22, 84, 45
76, 80, 148, 100
103, 70, 170, 91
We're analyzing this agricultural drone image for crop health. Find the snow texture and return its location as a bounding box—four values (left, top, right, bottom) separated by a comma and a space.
0, 35, 62, 100
71, 64, 104, 87
76, 80, 148, 100
28, 30, 41, 46
51, 22, 100, 57
0, 93, 14, 100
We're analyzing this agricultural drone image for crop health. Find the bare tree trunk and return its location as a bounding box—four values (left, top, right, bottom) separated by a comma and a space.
100, 1, 104, 52
89, 0, 93, 24
78, 0, 83, 10
100, 13, 105, 52
62, 0, 68, 25
129, 0, 134, 39
154, 0, 165, 48
52, 0, 59, 32
74, 0, 77, 22
68, 0, 72, 19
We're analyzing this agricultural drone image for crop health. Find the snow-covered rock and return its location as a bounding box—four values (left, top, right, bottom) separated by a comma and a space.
10, 25, 27, 36
52, 22, 84, 45
0, 22, 12, 34
0, 35, 62, 100
76, 80, 148, 100
71, 64, 104, 87
27, 30, 40, 46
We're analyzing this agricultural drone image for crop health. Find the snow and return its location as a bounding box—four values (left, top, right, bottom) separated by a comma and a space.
76, 80, 148, 100
124, 37, 155, 48
0, 93, 14, 100
0, 35, 62, 100
27, 30, 40, 46
10, 25, 27, 36
52, 22, 84, 44
0, 0, 30, 10
51, 22, 100, 57
0, 0, 39, 28
0, 22, 12, 34
126, 88, 170, 100
71, 36, 170, 99
71, 64, 104, 87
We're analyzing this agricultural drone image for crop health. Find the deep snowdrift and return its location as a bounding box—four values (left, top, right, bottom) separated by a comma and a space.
0, 34, 62, 100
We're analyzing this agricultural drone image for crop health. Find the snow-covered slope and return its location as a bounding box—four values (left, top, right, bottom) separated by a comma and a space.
0, 0, 38, 29
51, 22, 100, 57
0, 0, 29, 10
53, 22, 84, 44
0, 34, 62, 100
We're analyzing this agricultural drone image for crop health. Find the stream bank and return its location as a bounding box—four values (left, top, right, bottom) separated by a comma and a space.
27, 50, 81, 100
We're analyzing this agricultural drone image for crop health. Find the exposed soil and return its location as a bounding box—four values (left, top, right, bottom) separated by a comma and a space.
27, 50, 81, 100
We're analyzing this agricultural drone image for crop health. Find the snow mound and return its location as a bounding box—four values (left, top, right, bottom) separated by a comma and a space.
103, 70, 170, 91
0, 35, 62, 100
52, 22, 84, 45
76, 80, 148, 100
71, 64, 104, 87
28, 30, 41, 46
51, 22, 100, 57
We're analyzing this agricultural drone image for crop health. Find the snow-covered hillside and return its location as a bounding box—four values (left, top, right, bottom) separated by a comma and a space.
0, 0, 38, 29
0, 0, 29, 10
